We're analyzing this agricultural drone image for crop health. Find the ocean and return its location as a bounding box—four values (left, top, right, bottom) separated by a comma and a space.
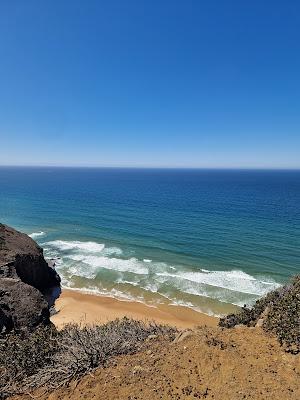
0, 167, 299, 316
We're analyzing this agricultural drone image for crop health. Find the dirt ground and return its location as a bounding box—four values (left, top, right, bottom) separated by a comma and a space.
13, 325, 300, 400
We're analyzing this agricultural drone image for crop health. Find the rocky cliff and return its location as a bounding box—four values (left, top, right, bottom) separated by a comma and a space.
0, 224, 61, 333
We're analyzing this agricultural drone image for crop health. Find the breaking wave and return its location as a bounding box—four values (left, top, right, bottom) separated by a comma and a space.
65, 254, 148, 276
29, 231, 46, 239
46, 240, 105, 253
43, 239, 281, 314
156, 270, 279, 297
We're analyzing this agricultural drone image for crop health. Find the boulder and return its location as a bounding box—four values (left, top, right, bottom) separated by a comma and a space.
0, 279, 50, 333
0, 224, 61, 333
0, 223, 60, 290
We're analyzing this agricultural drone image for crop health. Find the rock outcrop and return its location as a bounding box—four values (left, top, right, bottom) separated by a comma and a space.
0, 224, 60, 290
0, 224, 61, 333
0, 279, 50, 332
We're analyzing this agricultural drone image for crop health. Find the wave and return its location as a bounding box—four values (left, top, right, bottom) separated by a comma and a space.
103, 247, 123, 256
62, 284, 218, 315
43, 238, 281, 312
156, 270, 280, 297
62, 284, 147, 304
46, 240, 105, 253
114, 271, 274, 308
29, 231, 46, 239
45, 239, 123, 256
65, 254, 149, 276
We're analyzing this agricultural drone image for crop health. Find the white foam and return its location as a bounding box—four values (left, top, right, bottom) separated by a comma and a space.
140, 282, 160, 293
46, 240, 105, 253
61, 285, 146, 304
65, 254, 149, 275
67, 263, 97, 280
156, 270, 280, 296
43, 238, 281, 311
103, 247, 123, 256
115, 278, 139, 287
29, 231, 46, 239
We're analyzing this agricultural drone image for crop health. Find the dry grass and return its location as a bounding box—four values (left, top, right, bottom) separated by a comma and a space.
0, 317, 177, 399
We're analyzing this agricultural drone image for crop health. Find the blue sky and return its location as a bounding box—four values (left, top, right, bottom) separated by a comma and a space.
0, 1, 299, 168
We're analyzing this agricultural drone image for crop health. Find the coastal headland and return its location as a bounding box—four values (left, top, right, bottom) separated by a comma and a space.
1, 225, 300, 400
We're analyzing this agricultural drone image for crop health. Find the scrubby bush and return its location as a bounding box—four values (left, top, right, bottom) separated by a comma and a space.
0, 318, 176, 398
219, 275, 300, 353
27, 318, 176, 391
0, 325, 58, 398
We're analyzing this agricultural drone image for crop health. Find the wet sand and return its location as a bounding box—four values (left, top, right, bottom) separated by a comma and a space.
51, 289, 218, 329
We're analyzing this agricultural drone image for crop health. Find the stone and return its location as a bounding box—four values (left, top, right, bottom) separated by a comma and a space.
0, 224, 60, 291
0, 279, 50, 333
0, 224, 61, 333
173, 330, 193, 343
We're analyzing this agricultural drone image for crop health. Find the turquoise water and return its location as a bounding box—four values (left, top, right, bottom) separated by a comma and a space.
0, 167, 299, 315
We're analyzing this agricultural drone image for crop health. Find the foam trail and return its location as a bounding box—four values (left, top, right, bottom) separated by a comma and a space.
46, 240, 105, 253
29, 231, 46, 239
43, 239, 281, 312
156, 270, 280, 296
65, 254, 149, 275
62, 285, 146, 304
103, 247, 123, 256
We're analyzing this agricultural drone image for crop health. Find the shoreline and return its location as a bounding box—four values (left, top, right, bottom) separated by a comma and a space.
51, 288, 218, 329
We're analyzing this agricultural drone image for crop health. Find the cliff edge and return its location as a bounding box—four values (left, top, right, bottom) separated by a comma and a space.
0, 224, 61, 333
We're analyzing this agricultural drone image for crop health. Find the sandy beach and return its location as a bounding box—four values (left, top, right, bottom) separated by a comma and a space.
51, 289, 218, 329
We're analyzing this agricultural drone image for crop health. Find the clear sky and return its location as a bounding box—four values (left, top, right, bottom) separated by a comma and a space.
0, 1, 299, 168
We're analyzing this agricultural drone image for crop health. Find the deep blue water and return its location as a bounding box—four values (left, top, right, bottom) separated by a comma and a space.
0, 167, 299, 315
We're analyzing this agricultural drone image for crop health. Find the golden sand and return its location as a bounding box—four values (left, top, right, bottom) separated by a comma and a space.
51, 289, 218, 329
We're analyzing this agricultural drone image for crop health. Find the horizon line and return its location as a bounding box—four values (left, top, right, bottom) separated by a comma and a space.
0, 164, 300, 171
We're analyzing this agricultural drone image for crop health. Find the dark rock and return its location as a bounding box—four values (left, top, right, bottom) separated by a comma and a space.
0, 223, 60, 291
0, 279, 50, 333
0, 224, 61, 333
0, 301, 13, 332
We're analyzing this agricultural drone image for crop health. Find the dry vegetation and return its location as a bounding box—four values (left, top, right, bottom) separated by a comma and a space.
2, 276, 300, 399
0, 318, 177, 399
9, 324, 300, 400
219, 275, 300, 353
